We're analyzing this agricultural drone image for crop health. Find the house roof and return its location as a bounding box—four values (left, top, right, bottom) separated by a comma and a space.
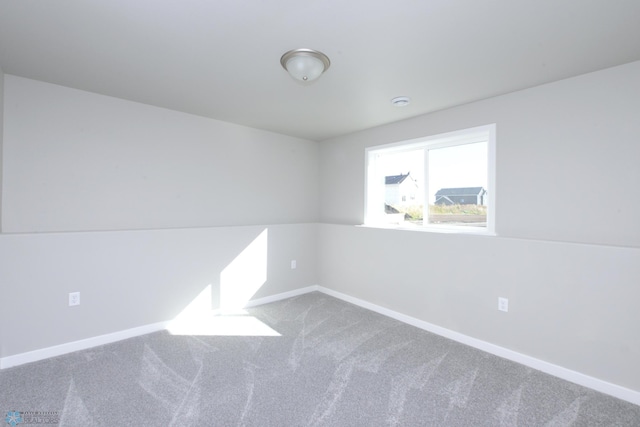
1, 2, 639, 141
385, 174, 410, 185
435, 187, 486, 196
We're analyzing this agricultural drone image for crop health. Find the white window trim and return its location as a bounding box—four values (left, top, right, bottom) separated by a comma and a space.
364, 124, 496, 236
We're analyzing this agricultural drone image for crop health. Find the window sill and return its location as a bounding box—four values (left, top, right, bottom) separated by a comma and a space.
359, 222, 497, 236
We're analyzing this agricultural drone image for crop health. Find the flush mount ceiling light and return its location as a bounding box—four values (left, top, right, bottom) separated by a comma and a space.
391, 96, 411, 107
280, 48, 331, 82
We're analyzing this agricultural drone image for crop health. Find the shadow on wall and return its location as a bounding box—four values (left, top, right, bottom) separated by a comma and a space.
167, 229, 280, 337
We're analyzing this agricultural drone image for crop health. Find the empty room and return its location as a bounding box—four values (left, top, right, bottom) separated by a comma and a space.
1, 1, 639, 426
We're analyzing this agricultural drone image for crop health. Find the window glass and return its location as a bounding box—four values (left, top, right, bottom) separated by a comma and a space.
428, 141, 487, 227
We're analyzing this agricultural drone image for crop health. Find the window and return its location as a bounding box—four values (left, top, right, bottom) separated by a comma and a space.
365, 124, 496, 234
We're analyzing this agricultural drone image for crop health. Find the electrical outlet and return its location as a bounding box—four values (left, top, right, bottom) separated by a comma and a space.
498, 297, 508, 312
291, 260, 297, 269
69, 292, 80, 306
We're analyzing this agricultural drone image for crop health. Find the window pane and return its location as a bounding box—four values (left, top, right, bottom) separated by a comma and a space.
428, 142, 487, 227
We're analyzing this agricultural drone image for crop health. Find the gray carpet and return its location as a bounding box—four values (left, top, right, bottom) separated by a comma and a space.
1, 292, 639, 426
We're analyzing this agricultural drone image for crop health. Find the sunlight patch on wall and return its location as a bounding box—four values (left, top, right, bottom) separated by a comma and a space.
220, 228, 268, 313
167, 228, 278, 336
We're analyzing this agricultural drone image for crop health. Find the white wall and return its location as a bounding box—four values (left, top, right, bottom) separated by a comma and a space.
0, 223, 317, 358
0, 76, 320, 359
318, 61, 640, 393
321, 61, 640, 248
2, 75, 319, 232
0, 66, 4, 232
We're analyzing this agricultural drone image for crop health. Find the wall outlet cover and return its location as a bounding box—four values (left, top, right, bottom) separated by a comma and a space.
69, 292, 80, 306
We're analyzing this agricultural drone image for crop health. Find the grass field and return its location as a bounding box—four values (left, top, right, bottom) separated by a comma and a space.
392, 204, 487, 224
394, 205, 487, 222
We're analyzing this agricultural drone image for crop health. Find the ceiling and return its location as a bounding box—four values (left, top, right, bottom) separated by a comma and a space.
1, 1, 639, 141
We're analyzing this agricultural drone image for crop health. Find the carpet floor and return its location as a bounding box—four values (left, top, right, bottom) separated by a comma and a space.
1, 292, 639, 426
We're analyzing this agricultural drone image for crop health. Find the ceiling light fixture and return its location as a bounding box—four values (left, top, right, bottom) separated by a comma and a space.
391, 96, 411, 107
280, 49, 331, 82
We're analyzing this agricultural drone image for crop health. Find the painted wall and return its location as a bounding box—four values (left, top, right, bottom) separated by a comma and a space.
0, 76, 319, 358
2, 75, 319, 233
318, 61, 640, 392
320, 61, 640, 248
0, 223, 317, 358
0, 66, 4, 232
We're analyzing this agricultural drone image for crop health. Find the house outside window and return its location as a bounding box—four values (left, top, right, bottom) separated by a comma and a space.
385, 172, 418, 206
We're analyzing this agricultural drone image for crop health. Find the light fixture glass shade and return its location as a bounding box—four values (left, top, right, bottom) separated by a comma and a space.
391, 96, 411, 107
281, 49, 330, 82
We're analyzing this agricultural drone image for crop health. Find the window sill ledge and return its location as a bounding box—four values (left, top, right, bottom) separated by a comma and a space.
359, 223, 497, 237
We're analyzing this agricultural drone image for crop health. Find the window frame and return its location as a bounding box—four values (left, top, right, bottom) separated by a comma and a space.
364, 124, 496, 235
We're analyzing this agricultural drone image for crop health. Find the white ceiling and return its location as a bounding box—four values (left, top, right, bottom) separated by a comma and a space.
1, 1, 639, 141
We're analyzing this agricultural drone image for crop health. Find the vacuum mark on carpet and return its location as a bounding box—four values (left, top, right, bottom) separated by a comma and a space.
169, 362, 203, 427
443, 367, 479, 422
139, 345, 192, 415
496, 385, 523, 426
387, 352, 446, 426
59, 379, 97, 427
544, 396, 587, 427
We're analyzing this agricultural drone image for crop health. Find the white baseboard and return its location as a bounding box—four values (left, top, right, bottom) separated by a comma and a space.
316, 286, 640, 406
243, 285, 319, 308
0, 321, 168, 370
0, 286, 320, 370
2, 284, 638, 406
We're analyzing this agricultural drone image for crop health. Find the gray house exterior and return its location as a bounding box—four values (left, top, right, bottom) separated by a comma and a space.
435, 187, 486, 205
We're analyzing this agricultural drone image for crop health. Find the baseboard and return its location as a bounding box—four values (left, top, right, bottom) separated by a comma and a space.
0, 286, 320, 370
0, 321, 168, 370
243, 285, 320, 308
3, 285, 638, 406
315, 286, 640, 406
